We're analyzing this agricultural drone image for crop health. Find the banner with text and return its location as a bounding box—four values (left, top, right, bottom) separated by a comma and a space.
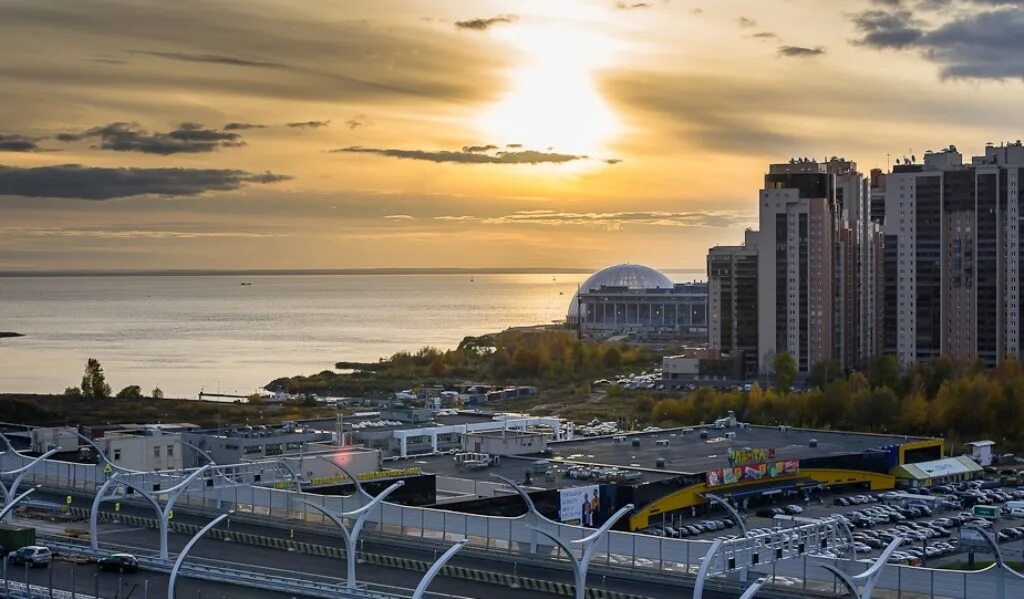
706, 460, 799, 487
559, 484, 602, 527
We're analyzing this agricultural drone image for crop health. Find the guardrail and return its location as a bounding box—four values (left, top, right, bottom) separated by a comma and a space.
44, 538, 472, 599
0, 579, 96, 599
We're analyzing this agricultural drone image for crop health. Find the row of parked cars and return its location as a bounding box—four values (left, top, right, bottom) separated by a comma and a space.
641, 516, 739, 538
754, 505, 805, 518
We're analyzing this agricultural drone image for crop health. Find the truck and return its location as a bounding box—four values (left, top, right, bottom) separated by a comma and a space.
0, 524, 36, 553
972, 505, 1001, 520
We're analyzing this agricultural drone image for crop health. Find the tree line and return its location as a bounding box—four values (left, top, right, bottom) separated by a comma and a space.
64, 358, 164, 400
642, 354, 1024, 450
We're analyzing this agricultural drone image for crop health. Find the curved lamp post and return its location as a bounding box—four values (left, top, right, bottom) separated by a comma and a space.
0, 486, 39, 522
168, 511, 232, 599
0, 447, 59, 523
316, 455, 372, 501
89, 466, 211, 559
738, 576, 767, 599
703, 493, 748, 537
411, 539, 468, 599
529, 504, 635, 599
297, 480, 404, 589
820, 535, 904, 599
490, 473, 557, 553
692, 538, 724, 599
962, 523, 1024, 599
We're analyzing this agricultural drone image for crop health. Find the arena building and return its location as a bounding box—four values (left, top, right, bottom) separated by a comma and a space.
566, 263, 708, 341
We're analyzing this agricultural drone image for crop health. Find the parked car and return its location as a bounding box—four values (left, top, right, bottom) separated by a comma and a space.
98, 553, 138, 573
8, 546, 51, 568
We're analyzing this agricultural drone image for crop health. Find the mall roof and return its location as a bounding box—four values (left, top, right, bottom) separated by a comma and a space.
543, 425, 933, 476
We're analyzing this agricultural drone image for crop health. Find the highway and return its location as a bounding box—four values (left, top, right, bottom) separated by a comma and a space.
22, 488, 1021, 599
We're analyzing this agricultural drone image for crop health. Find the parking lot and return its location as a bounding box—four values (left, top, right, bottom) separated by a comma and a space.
638, 480, 1024, 569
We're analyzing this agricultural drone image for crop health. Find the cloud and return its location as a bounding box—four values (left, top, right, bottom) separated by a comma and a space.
345, 116, 370, 130
737, 17, 757, 28
223, 122, 265, 130
778, 45, 826, 57
0, 164, 288, 200
851, 10, 925, 49
134, 50, 286, 69
454, 15, 517, 30
286, 120, 331, 129
335, 146, 588, 165
10, 227, 281, 239
615, 2, 652, 9
383, 214, 416, 220
0, 134, 42, 152
505, 143, 522, 148
57, 122, 244, 154
750, 31, 779, 40
462, 144, 498, 153
433, 210, 756, 230
851, 5, 1024, 79
605, 159, 623, 165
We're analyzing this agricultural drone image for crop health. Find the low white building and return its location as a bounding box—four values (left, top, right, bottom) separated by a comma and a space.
95, 427, 183, 472
965, 440, 995, 467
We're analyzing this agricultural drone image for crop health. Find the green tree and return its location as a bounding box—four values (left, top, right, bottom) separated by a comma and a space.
151, 387, 165, 399
772, 352, 796, 394
64, 386, 82, 398
115, 385, 144, 400
602, 347, 622, 369
810, 359, 840, 389
80, 358, 111, 399
867, 355, 900, 390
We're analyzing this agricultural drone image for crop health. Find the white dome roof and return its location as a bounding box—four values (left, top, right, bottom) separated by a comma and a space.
568, 264, 674, 318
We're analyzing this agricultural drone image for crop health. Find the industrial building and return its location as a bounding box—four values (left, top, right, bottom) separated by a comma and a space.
566, 264, 707, 341
374, 411, 946, 531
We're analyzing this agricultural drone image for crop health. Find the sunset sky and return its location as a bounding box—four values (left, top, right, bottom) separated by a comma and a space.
2, 0, 1023, 271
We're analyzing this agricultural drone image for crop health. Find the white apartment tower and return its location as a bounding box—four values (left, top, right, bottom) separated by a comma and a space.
884, 142, 1024, 367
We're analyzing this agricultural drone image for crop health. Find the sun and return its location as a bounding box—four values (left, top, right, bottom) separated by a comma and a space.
477, 24, 621, 158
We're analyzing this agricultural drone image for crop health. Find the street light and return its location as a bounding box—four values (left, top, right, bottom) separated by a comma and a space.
297, 480, 404, 589
528, 504, 634, 599
962, 522, 1024, 599
411, 539, 467, 599
820, 535, 905, 599
0, 449, 59, 522
167, 511, 232, 599
89, 466, 211, 560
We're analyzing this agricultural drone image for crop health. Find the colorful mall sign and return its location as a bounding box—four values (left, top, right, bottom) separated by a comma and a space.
728, 447, 776, 467
706, 459, 799, 487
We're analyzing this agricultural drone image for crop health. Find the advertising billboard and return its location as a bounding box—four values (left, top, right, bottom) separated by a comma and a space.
706, 460, 799, 488
559, 485, 602, 526
728, 447, 776, 467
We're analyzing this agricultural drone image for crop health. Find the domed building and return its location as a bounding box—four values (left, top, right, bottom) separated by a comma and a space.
567, 264, 708, 340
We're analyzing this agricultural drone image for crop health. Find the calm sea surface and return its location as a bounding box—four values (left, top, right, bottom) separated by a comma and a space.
0, 273, 690, 398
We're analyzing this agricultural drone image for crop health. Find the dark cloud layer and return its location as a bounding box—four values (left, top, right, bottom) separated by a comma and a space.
134, 50, 286, 69
616, 2, 652, 9
779, 46, 826, 57
336, 146, 586, 164
57, 122, 244, 154
852, 5, 1024, 79
0, 164, 288, 200
286, 120, 331, 129
0, 134, 41, 152
223, 122, 265, 130
454, 15, 516, 30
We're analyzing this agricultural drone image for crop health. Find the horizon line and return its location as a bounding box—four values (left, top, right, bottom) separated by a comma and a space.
0, 266, 706, 278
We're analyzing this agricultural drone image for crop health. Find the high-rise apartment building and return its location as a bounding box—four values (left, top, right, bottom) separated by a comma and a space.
884, 142, 1024, 367
707, 157, 882, 378
707, 229, 759, 378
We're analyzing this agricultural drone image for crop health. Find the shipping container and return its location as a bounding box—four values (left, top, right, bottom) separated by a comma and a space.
0, 524, 36, 552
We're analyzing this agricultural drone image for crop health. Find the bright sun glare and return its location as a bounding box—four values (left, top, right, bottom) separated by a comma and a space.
478, 24, 620, 159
